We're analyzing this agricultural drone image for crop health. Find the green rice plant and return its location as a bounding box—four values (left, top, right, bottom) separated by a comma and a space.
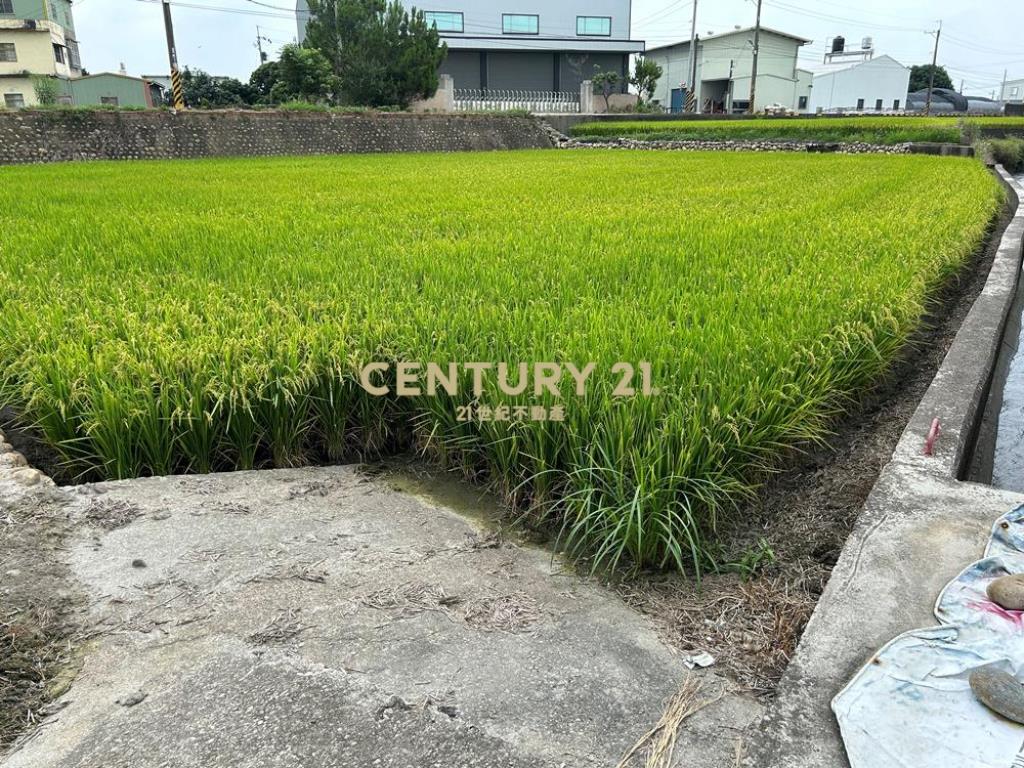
0, 150, 1002, 574
570, 116, 970, 144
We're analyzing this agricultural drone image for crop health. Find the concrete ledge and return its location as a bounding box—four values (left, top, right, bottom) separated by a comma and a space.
908, 142, 974, 157
752, 167, 1024, 767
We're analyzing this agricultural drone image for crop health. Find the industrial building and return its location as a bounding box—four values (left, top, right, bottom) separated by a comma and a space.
644, 27, 812, 114
808, 37, 910, 113
296, 0, 645, 94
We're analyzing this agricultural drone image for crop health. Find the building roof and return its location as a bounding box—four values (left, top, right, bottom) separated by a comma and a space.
76, 72, 154, 85
646, 26, 812, 54
808, 54, 907, 76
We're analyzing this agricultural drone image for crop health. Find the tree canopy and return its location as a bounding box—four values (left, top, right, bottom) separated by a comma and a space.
304, 0, 447, 108
631, 57, 663, 103
269, 44, 337, 103
179, 68, 252, 108
909, 64, 954, 92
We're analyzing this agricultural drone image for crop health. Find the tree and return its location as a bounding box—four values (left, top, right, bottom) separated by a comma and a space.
910, 64, 954, 92
269, 44, 337, 103
178, 68, 254, 108
592, 70, 620, 111
630, 57, 662, 104
32, 76, 59, 105
248, 60, 281, 104
304, 0, 447, 108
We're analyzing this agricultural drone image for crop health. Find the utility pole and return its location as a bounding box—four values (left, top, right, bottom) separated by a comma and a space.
1002, 69, 1009, 103
161, 0, 185, 110
255, 26, 272, 65
748, 0, 763, 114
685, 0, 698, 112
924, 20, 941, 116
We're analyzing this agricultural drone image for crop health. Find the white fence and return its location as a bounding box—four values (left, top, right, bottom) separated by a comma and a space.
453, 89, 581, 113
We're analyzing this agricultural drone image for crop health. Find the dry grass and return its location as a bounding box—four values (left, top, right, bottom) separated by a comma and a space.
247, 608, 308, 645
360, 582, 451, 613
615, 676, 715, 768
0, 606, 77, 746
461, 592, 540, 633
619, 574, 814, 692
83, 498, 142, 530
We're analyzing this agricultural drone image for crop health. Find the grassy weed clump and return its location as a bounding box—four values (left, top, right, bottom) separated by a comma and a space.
0, 151, 1002, 573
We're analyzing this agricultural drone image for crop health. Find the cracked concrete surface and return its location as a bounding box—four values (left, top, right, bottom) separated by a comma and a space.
1, 465, 760, 768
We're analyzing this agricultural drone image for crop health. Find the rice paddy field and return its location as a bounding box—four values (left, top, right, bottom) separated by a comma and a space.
570, 116, 1024, 144
0, 150, 1003, 573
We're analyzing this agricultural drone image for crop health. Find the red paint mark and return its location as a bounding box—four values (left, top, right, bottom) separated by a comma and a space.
925, 418, 941, 456
967, 599, 1024, 627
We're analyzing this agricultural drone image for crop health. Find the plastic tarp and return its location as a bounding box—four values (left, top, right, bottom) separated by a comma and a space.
833, 504, 1024, 768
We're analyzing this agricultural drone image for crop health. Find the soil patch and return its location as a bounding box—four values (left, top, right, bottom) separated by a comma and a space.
0, 489, 85, 749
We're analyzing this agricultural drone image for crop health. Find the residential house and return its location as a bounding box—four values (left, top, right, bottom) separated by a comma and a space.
0, 0, 81, 108
808, 39, 910, 113
645, 27, 812, 113
296, 0, 645, 94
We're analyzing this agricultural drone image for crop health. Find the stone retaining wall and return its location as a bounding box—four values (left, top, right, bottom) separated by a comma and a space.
0, 110, 553, 165
559, 136, 916, 154
0, 428, 51, 502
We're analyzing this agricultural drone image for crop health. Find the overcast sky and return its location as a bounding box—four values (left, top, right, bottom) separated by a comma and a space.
75, 0, 1023, 96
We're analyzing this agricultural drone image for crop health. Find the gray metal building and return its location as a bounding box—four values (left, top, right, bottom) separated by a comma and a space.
296, 0, 644, 93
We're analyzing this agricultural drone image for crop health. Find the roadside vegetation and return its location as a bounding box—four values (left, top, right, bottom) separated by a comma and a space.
570, 116, 1024, 145
984, 138, 1024, 172
0, 151, 1001, 574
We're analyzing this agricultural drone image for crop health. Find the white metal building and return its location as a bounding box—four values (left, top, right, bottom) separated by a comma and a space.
809, 54, 910, 113
645, 27, 813, 114
1001, 78, 1024, 104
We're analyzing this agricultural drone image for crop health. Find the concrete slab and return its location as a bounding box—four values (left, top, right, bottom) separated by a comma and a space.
0, 465, 760, 768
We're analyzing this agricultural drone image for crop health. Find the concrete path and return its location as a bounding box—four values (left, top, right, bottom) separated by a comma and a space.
1, 463, 759, 768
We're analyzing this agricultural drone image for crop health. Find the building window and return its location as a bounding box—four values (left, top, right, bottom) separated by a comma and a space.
100, 96, 119, 106
0, 42, 15, 62
67, 39, 81, 70
3, 93, 24, 108
502, 14, 539, 35
798, 95, 808, 109
1012, 87, 1020, 97
875, 98, 883, 111
53, 43, 65, 64
893, 99, 900, 110
576, 16, 611, 36
0, 0, 12, 13
423, 11, 463, 33
856, 98, 865, 110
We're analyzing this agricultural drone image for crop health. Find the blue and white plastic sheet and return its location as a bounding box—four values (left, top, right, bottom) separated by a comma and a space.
833, 505, 1024, 768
